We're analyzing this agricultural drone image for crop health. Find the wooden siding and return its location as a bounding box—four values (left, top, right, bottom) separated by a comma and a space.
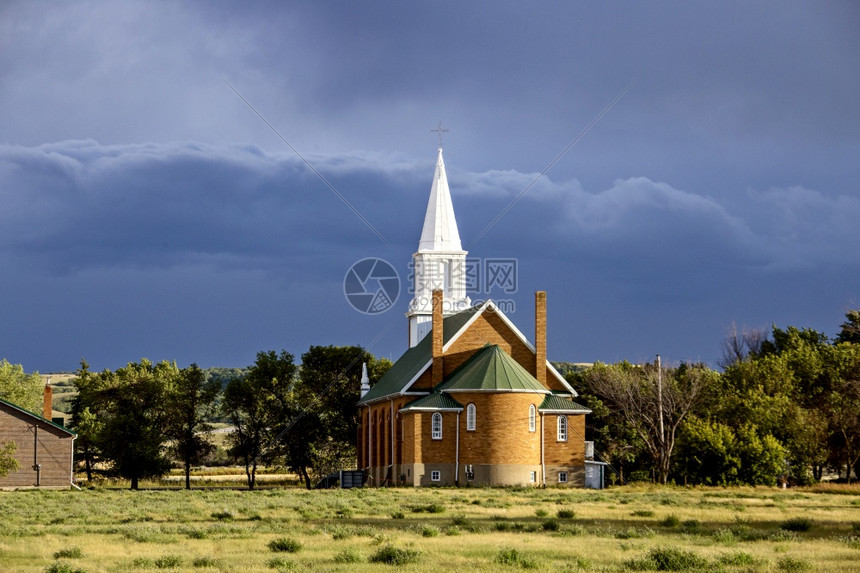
0, 402, 74, 488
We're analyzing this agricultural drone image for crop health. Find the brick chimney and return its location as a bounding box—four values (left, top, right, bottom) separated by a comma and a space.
432, 289, 444, 388
43, 384, 53, 419
535, 291, 547, 386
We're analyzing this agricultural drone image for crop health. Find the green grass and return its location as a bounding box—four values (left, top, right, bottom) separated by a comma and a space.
0, 484, 857, 572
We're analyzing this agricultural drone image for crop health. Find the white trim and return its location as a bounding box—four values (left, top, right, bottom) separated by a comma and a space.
539, 408, 591, 415
431, 412, 443, 440
443, 388, 550, 394
557, 415, 568, 442
465, 403, 476, 431
439, 300, 578, 396
399, 406, 463, 413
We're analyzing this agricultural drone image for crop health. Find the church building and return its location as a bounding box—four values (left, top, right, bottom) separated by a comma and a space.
357, 147, 592, 487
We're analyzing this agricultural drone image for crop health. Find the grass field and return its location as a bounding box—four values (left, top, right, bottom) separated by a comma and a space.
1, 483, 858, 572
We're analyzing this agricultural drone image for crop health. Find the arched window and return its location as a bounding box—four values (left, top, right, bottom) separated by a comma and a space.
528, 404, 536, 432
431, 412, 443, 440
466, 403, 476, 431
557, 415, 568, 442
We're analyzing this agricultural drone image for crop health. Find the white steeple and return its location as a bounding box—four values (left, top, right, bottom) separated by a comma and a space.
418, 148, 463, 252
407, 147, 470, 347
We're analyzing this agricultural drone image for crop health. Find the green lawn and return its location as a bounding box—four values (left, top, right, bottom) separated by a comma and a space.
0, 484, 858, 572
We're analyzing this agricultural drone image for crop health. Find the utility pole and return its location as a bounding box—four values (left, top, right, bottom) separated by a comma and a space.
656, 354, 664, 445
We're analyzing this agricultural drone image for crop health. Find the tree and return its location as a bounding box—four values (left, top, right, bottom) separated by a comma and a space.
70, 360, 105, 481
285, 346, 391, 488
719, 323, 767, 368
72, 359, 176, 489
0, 359, 43, 413
565, 369, 644, 484
222, 350, 296, 490
165, 364, 220, 489
837, 309, 860, 344
582, 361, 714, 484
0, 441, 18, 478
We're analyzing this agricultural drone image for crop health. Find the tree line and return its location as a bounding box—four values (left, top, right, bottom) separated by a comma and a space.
69, 346, 390, 490
564, 310, 860, 486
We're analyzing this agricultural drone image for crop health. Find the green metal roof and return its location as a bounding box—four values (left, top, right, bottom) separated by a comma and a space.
438, 344, 548, 393
0, 397, 77, 436
358, 305, 482, 405
538, 394, 592, 414
400, 392, 463, 412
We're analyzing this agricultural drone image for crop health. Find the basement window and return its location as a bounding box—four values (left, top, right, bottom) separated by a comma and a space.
558, 472, 568, 483
431, 470, 441, 482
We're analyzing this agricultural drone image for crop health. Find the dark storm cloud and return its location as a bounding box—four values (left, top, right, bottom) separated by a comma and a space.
0, 1, 857, 371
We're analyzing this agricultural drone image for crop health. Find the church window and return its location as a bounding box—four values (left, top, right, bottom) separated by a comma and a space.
528, 404, 536, 432
466, 403, 476, 431
431, 412, 442, 440
431, 470, 441, 482
557, 415, 568, 442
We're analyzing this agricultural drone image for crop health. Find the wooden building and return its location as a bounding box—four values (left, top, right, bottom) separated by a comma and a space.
0, 388, 76, 489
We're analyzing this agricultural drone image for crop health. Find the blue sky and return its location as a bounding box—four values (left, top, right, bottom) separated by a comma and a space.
1, 1, 858, 372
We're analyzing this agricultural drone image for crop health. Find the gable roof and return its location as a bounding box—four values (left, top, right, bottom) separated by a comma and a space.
438, 344, 549, 393
0, 397, 77, 436
358, 300, 576, 405
358, 305, 482, 405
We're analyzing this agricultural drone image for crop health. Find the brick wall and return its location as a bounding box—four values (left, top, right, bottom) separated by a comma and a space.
455, 392, 543, 465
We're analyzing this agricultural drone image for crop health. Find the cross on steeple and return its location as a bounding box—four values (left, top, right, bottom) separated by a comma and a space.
431, 121, 449, 148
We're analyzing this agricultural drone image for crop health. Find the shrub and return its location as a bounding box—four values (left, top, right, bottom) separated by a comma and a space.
534, 508, 549, 517
542, 519, 559, 531
267, 557, 295, 571
369, 545, 420, 566
451, 514, 468, 526
53, 548, 82, 559
426, 503, 446, 514
777, 556, 812, 572
557, 509, 576, 519
45, 564, 86, 573
660, 514, 681, 527
780, 517, 813, 532
421, 525, 440, 537
154, 555, 182, 569
192, 557, 217, 568
268, 537, 302, 553
390, 511, 405, 519
631, 509, 655, 517
333, 548, 362, 564
634, 547, 708, 571
210, 510, 234, 521
496, 547, 540, 569
616, 526, 654, 539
